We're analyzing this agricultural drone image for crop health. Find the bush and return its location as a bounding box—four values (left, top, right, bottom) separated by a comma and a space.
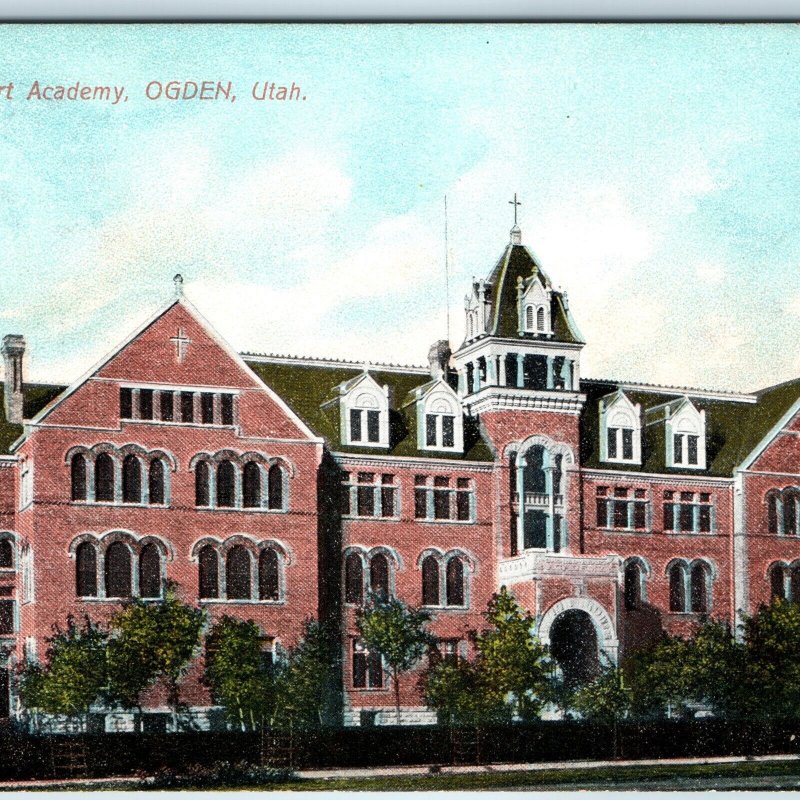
142, 760, 295, 789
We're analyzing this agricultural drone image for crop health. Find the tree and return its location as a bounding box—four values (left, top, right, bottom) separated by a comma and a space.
279, 619, 338, 729
106, 588, 205, 731
205, 616, 279, 731
571, 665, 630, 724
356, 595, 433, 724
18, 615, 107, 731
474, 587, 553, 721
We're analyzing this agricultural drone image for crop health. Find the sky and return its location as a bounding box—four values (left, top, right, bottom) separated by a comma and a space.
0, 24, 799, 392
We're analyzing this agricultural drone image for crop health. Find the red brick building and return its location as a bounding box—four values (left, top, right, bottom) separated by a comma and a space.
1, 226, 799, 730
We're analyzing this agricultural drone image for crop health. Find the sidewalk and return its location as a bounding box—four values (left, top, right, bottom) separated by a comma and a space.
0, 752, 798, 790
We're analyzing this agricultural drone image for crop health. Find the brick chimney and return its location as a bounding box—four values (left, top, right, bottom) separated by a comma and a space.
2, 334, 25, 424
427, 339, 452, 382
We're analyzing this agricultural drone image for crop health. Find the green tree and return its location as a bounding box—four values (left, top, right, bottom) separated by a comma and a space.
356, 595, 433, 724
18, 615, 107, 731
106, 588, 205, 730
571, 665, 630, 724
205, 615, 279, 731
280, 619, 338, 729
474, 587, 553, 721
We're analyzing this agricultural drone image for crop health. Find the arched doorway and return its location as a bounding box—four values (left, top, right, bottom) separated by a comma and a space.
548, 610, 600, 688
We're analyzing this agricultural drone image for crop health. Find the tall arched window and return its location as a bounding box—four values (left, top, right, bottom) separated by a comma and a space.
226, 545, 251, 600
195, 461, 210, 507
105, 542, 132, 599
139, 543, 161, 599
445, 557, 465, 607
790, 566, 800, 603
624, 560, 644, 610
75, 542, 97, 597
0, 540, 11, 570
669, 563, 686, 612
690, 562, 710, 613
536, 306, 545, 331
525, 305, 534, 329
95, 453, 115, 502
768, 494, 780, 534
149, 460, 165, 505
122, 455, 141, 504
345, 552, 363, 605
785, 491, 800, 536
268, 464, 284, 510
369, 553, 389, 599
770, 563, 787, 600
217, 461, 236, 508
71, 454, 87, 501
259, 548, 280, 601
198, 545, 219, 599
421, 555, 439, 606
243, 462, 261, 508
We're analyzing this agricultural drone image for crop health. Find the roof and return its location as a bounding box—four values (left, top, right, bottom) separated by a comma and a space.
0, 384, 64, 454
579, 377, 800, 478
484, 243, 584, 344
245, 359, 494, 462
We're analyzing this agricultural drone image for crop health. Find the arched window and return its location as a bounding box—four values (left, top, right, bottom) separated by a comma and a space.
369, 553, 389, 599
259, 548, 280, 601
785, 492, 799, 536
71, 454, 87, 501
195, 461, 210, 507
75, 542, 97, 597
624, 560, 644, 610
198, 545, 218, 599
421, 555, 439, 606
226, 545, 251, 600
268, 464, 284, 510
122, 455, 141, 504
148, 460, 165, 505
445, 557, 465, 606
690, 562, 710, 613
139, 543, 161, 599
243, 462, 261, 508
217, 461, 236, 508
105, 542, 132, 599
0, 540, 11, 570
768, 494, 779, 534
525, 305, 534, 329
791, 566, 800, 603
95, 453, 115, 502
770, 564, 787, 600
345, 552, 363, 605
536, 306, 545, 331
669, 563, 686, 612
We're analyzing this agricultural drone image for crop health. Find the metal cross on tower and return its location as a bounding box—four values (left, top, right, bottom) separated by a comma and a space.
509, 193, 522, 225
170, 328, 191, 363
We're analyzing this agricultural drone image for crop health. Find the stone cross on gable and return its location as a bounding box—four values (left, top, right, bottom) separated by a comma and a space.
509, 193, 522, 225
170, 328, 191, 363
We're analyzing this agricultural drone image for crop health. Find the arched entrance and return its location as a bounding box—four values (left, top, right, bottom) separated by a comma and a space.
548, 610, 600, 687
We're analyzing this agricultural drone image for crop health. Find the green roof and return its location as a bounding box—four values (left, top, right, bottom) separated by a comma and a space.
484, 244, 583, 344
246, 360, 494, 462
579, 378, 800, 478
0, 384, 65, 454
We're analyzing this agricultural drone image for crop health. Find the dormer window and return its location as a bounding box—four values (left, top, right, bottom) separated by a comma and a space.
412, 381, 463, 453
599, 391, 642, 465
350, 394, 380, 444
518, 277, 552, 335
333, 373, 390, 449
664, 399, 706, 470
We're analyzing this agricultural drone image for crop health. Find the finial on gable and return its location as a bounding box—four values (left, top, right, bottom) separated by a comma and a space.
173, 273, 184, 299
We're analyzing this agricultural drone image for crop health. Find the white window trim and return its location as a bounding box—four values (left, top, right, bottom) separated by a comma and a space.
599, 393, 642, 465
416, 384, 464, 453
339, 377, 390, 449
665, 402, 707, 470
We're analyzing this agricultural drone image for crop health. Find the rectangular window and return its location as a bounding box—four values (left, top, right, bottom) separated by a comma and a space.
353, 641, 383, 689
350, 409, 362, 442
687, 435, 699, 465
220, 394, 234, 426
367, 410, 380, 443
339, 472, 351, 516
0, 599, 13, 635
433, 476, 450, 520
201, 393, 214, 424
356, 472, 375, 517
607, 427, 618, 459
120, 387, 133, 419
679, 503, 694, 532
438, 639, 459, 665
633, 501, 647, 530
674, 434, 683, 464
596, 498, 608, 527
699, 504, 712, 533
664, 502, 675, 532
613, 500, 628, 529
380, 475, 396, 518
414, 476, 428, 519
442, 416, 455, 448
160, 390, 174, 422
181, 391, 194, 423
622, 428, 634, 460
139, 389, 153, 420
426, 414, 437, 446
456, 478, 471, 521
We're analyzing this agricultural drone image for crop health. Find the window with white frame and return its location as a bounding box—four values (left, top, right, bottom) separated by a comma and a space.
595, 486, 649, 531
414, 475, 474, 522
769, 562, 800, 602
19, 459, 32, 510
420, 551, 469, 608
352, 639, 383, 689
518, 278, 552, 335
668, 560, 712, 613
344, 548, 395, 604
340, 472, 398, 519
416, 382, 463, 453
21, 545, 34, 604
767, 489, 800, 536
120, 386, 236, 426
663, 491, 714, 534
0, 586, 14, 636
338, 375, 390, 448
664, 400, 706, 469
599, 392, 642, 465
